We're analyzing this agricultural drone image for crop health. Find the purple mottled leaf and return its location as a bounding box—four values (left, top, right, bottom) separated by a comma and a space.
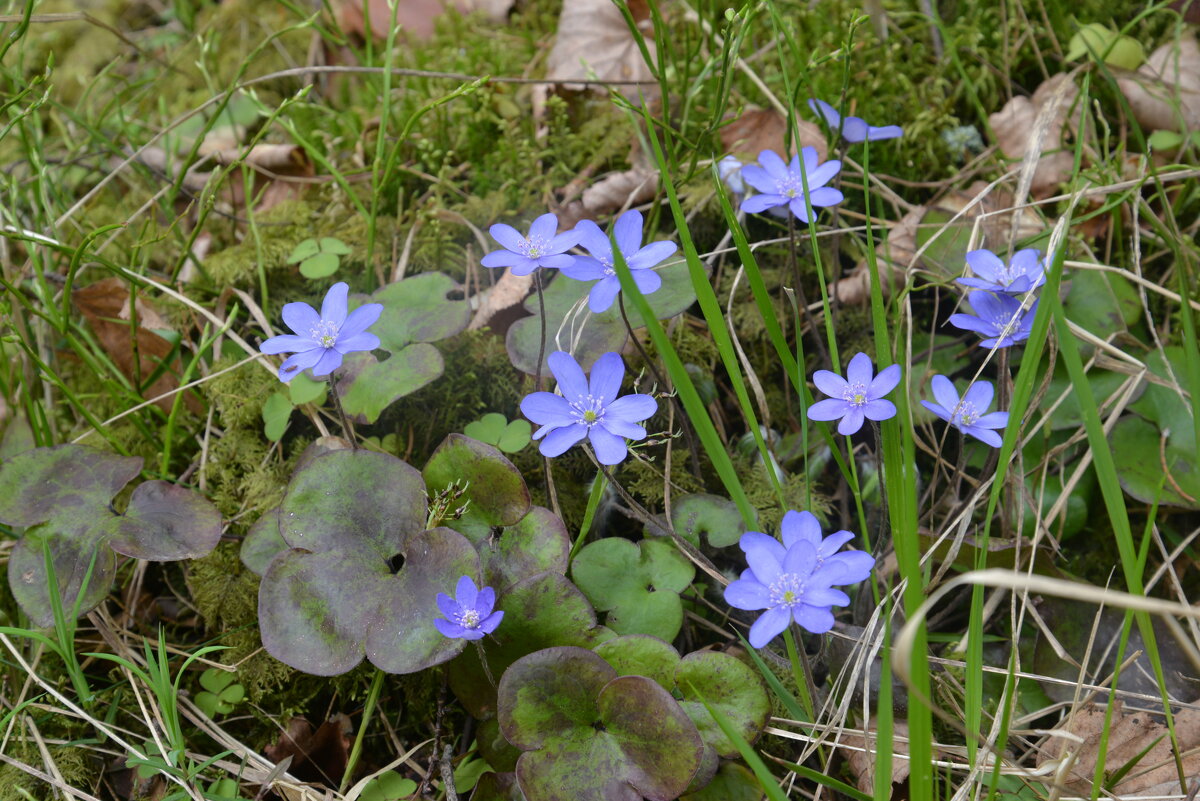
675, 651, 769, 758
240, 508, 287, 577
480, 506, 569, 593
337, 344, 445, 424
423, 435, 530, 544
104, 480, 222, 560
8, 527, 118, 627
0, 445, 142, 528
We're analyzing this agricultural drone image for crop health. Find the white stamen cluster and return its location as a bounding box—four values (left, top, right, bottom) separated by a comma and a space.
458, 608, 482, 629
841, 382, 869, 407
569, 394, 606, 427
767, 573, 807, 609
521, 235, 549, 259
954, 401, 980, 427
310, 320, 340, 349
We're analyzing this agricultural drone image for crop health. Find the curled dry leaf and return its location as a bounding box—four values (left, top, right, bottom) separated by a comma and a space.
719, 107, 828, 163
335, 0, 511, 41
1117, 35, 1200, 133
842, 719, 910, 796
263, 715, 353, 793
1039, 701, 1200, 796
989, 73, 1080, 196
544, 0, 656, 100
469, 270, 533, 330
72, 278, 201, 415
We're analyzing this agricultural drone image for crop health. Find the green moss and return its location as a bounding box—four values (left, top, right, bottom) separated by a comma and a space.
0, 741, 91, 801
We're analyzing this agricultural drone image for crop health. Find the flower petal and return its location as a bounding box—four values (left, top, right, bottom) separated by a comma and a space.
804, 587, 851, 607
965, 249, 1004, 283
804, 159, 841, 190
588, 351, 625, 402
281, 301, 320, 336
434, 618, 469, 639
748, 606, 791, 648
574, 220, 612, 262
613, 210, 644, 257
455, 575, 478, 608
863, 399, 897, 421
837, 407, 866, 435
782, 539, 819, 576
537, 254, 575, 271
949, 313, 996, 337
757, 149, 788, 178
547, 350, 589, 401
479, 610, 505, 634
807, 398, 849, 422
589, 426, 628, 465
739, 165, 777, 195
309, 348, 344, 377
521, 391, 575, 426
920, 399, 951, 422
436, 593, 460, 620
605, 393, 657, 424
868, 364, 901, 398
278, 348, 324, 382
839, 116, 869, 142
334, 333, 380, 354
964, 426, 1003, 448
741, 531, 785, 585
260, 334, 316, 355
600, 418, 646, 440
741, 194, 786, 214
807, 98, 840, 127
475, 586, 496, 616
528, 213, 558, 243
781, 510, 821, 550
846, 352, 874, 387
539, 424, 588, 457
559, 257, 607, 281
789, 198, 813, 222
799, 147, 818, 176
339, 303, 384, 339
724, 577, 771, 610
930, 375, 960, 413
791, 604, 835, 634
489, 223, 525, 252
481, 250, 526, 269
817, 529, 855, 557
867, 124, 903, 141
588, 276, 622, 313
812, 369, 849, 398
827, 551, 875, 584
807, 187, 844, 207
962, 379, 994, 412
320, 283, 349, 326
975, 411, 1009, 430
627, 240, 677, 270
550, 230, 582, 253
631, 268, 662, 296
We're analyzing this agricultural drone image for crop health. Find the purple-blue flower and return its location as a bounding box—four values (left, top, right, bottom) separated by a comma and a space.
807, 98, 903, 143
807, 352, 901, 435
718, 155, 746, 197
724, 511, 874, 647
920, 375, 1009, 448
434, 575, 504, 641
957, 248, 1047, 294
259, 282, 383, 383
481, 213, 580, 277
520, 350, 657, 465
949, 291, 1038, 349
559, 210, 676, 313
739, 148, 843, 221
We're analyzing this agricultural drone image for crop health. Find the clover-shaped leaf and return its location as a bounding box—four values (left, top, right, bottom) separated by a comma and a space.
338, 273, 471, 423
423, 434, 530, 544
0, 445, 222, 626
498, 646, 703, 801
464, 413, 532, 453
256, 449, 480, 675
571, 538, 695, 641
506, 265, 696, 375
287, 237, 352, 279
359, 772, 417, 801
592, 636, 769, 761
667, 493, 749, 548
479, 506, 570, 593
448, 571, 612, 719
195, 668, 245, 717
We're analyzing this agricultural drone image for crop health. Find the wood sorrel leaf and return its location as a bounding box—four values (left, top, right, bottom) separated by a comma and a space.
498, 646, 703, 801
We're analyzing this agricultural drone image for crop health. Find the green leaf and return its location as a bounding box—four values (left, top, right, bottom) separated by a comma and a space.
480, 506, 570, 592
1063, 269, 1141, 342
360, 772, 417, 801
423, 434, 530, 543
1147, 129, 1185, 151
464, 412, 508, 445
102, 481, 222, 560
571, 538, 694, 641
496, 419, 532, 453
498, 647, 704, 801
1066, 23, 1144, 69
320, 237, 353, 256
337, 344, 445, 424
288, 373, 328, 406
593, 634, 680, 687
286, 239, 320, 264
240, 508, 287, 576
675, 651, 770, 758
262, 391, 293, 442
299, 252, 340, 279
681, 763, 763, 801
668, 493, 748, 548
1110, 415, 1200, 509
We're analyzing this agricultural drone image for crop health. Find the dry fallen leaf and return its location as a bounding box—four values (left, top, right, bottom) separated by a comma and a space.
835, 204, 921, 304
335, 0, 511, 40
469, 269, 533, 330
1117, 35, 1200, 133
263, 715, 353, 795
842, 719, 911, 796
1039, 701, 1200, 796
989, 73, 1079, 196
544, 0, 656, 99
719, 107, 828, 164
73, 278, 201, 415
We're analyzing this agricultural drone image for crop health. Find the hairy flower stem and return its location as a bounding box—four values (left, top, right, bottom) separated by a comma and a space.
328, 377, 357, 448
339, 668, 385, 793
617, 294, 702, 479
785, 215, 831, 369
474, 641, 496, 688
534, 271, 547, 392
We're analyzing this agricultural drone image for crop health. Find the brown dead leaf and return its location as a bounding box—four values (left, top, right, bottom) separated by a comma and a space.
264, 715, 352, 794
1117, 35, 1200, 133
335, 0, 511, 40
544, 0, 656, 99
209, 144, 315, 215
719, 107, 828, 163
842, 719, 911, 795
1040, 701, 1200, 796
835, 204, 922, 304
469, 269, 533, 330
73, 278, 201, 415
989, 73, 1080, 197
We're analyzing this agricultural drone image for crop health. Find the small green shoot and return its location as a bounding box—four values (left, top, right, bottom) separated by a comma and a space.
287, 237, 353, 279
463, 412, 532, 453
194, 668, 245, 717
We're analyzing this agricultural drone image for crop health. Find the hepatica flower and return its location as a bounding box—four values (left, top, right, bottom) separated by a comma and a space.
520, 350, 656, 465
481, 213, 580, 276
740, 148, 843, 221
259, 282, 383, 383
949, 291, 1038, 349
807, 352, 900, 435
718, 155, 746, 197
921, 375, 1009, 448
560, 210, 676, 313
957, 248, 1047, 294
434, 576, 503, 641
724, 511, 874, 647
807, 98, 903, 143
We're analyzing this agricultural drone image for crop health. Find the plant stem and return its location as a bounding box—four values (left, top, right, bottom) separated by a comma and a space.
474, 641, 496, 688
328, 376, 357, 448
786, 214, 830, 369
340, 668, 385, 794
534, 270, 547, 392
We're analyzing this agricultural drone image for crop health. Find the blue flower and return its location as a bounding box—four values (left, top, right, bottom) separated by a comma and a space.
739, 148, 843, 221
259, 282, 383, 383
520, 350, 657, 465
559, 210, 676, 313
949, 291, 1038, 349
920, 375, 1009, 448
957, 248, 1047, 294
481, 213, 581, 277
724, 511, 874, 647
434, 575, 504, 641
718, 155, 746, 196
807, 98, 903, 143
807, 352, 901, 435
